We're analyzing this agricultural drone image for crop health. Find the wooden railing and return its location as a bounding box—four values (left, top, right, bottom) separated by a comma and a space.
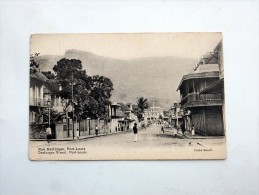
181, 93, 222, 105
181, 93, 199, 105
199, 94, 221, 101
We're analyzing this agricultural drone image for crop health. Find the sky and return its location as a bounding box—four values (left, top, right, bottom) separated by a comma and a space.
30, 33, 222, 60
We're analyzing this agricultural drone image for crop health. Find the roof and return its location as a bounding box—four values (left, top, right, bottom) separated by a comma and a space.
30, 72, 49, 82
30, 72, 62, 95
199, 53, 218, 64
193, 40, 222, 71
45, 80, 60, 95
200, 78, 224, 94
110, 102, 121, 107
43, 87, 51, 94
177, 71, 219, 91
215, 40, 222, 51
117, 102, 130, 112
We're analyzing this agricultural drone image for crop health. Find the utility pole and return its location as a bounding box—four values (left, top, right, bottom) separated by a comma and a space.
47, 98, 51, 126
70, 72, 76, 140
72, 73, 74, 140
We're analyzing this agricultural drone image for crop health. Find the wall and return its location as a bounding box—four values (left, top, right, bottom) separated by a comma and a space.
205, 106, 224, 136
78, 119, 108, 136
190, 106, 223, 136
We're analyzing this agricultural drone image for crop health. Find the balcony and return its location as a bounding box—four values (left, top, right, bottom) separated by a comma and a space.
181, 93, 199, 105
181, 93, 222, 108
29, 97, 53, 107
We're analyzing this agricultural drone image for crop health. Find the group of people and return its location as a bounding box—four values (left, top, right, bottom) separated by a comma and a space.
45, 122, 195, 144
160, 123, 195, 136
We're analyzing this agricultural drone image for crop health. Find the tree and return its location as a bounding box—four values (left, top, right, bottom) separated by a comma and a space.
30, 53, 40, 74
52, 58, 113, 120
53, 58, 90, 119
42, 71, 56, 79
135, 97, 149, 121
53, 58, 89, 99
82, 75, 113, 119
137, 97, 149, 113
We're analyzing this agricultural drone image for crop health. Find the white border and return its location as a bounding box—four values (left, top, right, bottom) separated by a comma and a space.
0, 1, 258, 194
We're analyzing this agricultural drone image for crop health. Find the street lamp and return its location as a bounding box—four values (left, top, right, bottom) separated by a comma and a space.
47, 98, 51, 126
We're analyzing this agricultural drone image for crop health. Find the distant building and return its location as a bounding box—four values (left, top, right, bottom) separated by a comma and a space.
169, 102, 184, 127
177, 41, 224, 136
144, 102, 164, 124
108, 102, 138, 132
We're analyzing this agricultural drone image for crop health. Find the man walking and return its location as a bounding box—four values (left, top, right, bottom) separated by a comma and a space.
46, 126, 52, 144
95, 125, 99, 136
161, 124, 164, 134
133, 123, 138, 142
76, 129, 80, 140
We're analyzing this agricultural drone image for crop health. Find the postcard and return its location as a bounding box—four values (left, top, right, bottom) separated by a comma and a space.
29, 33, 226, 160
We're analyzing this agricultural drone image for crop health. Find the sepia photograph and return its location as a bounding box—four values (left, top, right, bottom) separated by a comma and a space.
29, 33, 226, 160
2, 0, 259, 194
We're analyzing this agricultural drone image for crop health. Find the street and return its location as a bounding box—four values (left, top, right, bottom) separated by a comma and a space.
29, 124, 226, 160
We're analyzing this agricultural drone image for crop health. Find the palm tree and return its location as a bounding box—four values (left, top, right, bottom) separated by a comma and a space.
136, 97, 149, 121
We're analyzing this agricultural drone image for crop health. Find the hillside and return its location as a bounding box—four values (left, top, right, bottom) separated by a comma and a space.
35, 50, 196, 109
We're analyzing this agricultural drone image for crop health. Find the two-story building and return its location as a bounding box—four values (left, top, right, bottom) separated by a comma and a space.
200, 40, 225, 135
177, 48, 224, 136
29, 72, 72, 139
29, 72, 54, 139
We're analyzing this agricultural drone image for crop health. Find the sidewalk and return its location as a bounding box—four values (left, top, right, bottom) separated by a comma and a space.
182, 131, 225, 139
30, 129, 133, 141
160, 129, 225, 139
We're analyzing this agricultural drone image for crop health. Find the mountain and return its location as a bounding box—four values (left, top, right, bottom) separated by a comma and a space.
35, 50, 196, 109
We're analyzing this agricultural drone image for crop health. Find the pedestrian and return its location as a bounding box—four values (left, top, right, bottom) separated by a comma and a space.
191, 124, 195, 135
161, 125, 164, 134
46, 125, 52, 144
133, 123, 138, 142
173, 124, 177, 136
181, 122, 185, 135
76, 129, 80, 140
95, 125, 99, 136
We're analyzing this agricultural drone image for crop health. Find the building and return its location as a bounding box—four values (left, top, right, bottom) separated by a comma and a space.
177, 41, 224, 136
29, 72, 54, 139
108, 102, 126, 133
29, 72, 72, 139
200, 40, 225, 134
125, 103, 139, 129
169, 101, 184, 128
143, 102, 164, 124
